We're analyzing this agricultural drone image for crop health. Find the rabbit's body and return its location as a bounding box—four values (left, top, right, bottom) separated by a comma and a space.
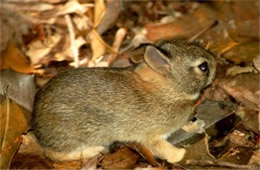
32, 40, 216, 163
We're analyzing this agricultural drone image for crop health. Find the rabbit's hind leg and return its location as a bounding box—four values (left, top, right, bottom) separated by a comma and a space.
44, 146, 108, 162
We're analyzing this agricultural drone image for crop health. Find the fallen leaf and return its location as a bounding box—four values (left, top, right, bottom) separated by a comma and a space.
0, 40, 35, 74
145, 4, 216, 41
223, 1, 260, 40
0, 97, 30, 169
90, 0, 106, 63
10, 154, 54, 169
101, 146, 139, 169
253, 55, 260, 72
53, 160, 82, 169
223, 40, 259, 64
80, 155, 99, 170
17, 133, 44, 156
0, 69, 36, 112
220, 73, 260, 110
96, 0, 121, 35
226, 66, 257, 77
55, 0, 93, 16
235, 106, 259, 133
248, 149, 260, 166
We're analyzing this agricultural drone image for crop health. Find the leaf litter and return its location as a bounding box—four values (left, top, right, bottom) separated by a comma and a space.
0, 0, 259, 169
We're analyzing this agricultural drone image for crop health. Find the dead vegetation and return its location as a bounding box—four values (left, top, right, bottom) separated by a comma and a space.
0, 0, 259, 169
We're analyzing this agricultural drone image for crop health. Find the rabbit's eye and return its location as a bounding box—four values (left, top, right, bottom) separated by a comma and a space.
199, 62, 208, 72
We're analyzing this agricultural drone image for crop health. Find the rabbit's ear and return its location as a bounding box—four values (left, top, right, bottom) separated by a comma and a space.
144, 46, 171, 75
129, 46, 146, 64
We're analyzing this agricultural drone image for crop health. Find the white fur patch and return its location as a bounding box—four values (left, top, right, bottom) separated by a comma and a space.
191, 93, 200, 100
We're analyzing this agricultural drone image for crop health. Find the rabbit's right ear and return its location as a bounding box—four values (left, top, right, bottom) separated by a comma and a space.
144, 46, 171, 75
129, 45, 147, 64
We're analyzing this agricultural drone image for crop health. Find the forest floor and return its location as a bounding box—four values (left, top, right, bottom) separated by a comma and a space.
0, 0, 259, 169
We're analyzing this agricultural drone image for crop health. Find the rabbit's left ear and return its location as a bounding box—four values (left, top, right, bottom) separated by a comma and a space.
144, 45, 171, 75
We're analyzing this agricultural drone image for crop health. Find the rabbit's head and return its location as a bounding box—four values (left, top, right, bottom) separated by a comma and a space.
132, 40, 216, 97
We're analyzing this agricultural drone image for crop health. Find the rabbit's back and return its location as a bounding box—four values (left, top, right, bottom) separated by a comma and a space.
32, 67, 166, 152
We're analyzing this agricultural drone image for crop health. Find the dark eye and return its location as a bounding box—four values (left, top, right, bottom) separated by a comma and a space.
199, 62, 208, 72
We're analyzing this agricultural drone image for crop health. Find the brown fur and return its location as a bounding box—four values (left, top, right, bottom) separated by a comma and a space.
31, 40, 216, 163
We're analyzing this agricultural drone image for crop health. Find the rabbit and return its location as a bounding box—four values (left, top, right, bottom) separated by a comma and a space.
31, 40, 216, 163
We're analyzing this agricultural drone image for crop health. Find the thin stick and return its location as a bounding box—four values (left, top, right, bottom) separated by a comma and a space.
65, 14, 79, 68
107, 28, 127, 66
186, 159, 259, 169
203, 130, 216, 161
188, 20, 218, 43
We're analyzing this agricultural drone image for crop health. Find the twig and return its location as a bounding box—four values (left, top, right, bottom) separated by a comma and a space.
1, 86, 10, 156
188, 20, 218, 43
203, 130, 216, 161
106, 28, 127, 66
186, 159, 259, 169
65, 14, 79, 68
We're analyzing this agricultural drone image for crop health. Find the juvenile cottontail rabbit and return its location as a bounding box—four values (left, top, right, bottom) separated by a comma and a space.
31, 40, 216, 163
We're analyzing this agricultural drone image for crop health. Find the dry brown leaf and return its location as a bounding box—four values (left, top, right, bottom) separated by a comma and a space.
0, 69, 36, 112
0, 6, 32, 53
90, 31, 107, 65
93, 0, 106, 28
101, 146, 139, 169
253, 55, 260, 72
0, 97, 30, 169
226, 66, 257, 77
10, 154, 54, 169
222, 40, 259, 64
220, 73, 260, 110
26, 33, 63, 66
90, 0, 106, 64
248, 149, 260, 166
96, 0, 121, 35
55, 0, 93, 16
18, 133, 44, 156
0, 40, 35, 74
53, 160, 82, 169
145, 4, 216, 42
80, 155, 99, 170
